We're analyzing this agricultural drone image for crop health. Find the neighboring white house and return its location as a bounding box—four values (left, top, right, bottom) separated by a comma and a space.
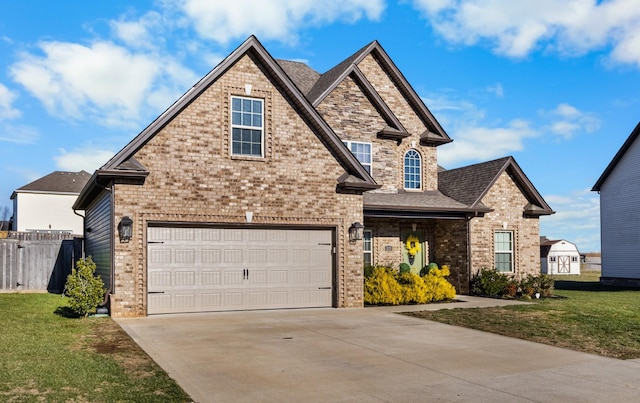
10, 171, 90, 235
592, 121, 640, 287
540, 237, 581, 275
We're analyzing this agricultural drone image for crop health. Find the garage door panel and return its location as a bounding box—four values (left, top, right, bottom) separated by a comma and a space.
148, 227, 333, 314
201, 271, 222, 285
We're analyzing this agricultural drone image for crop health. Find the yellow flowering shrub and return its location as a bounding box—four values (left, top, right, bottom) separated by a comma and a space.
363, 267, 402, 305
364, 263, 456, 305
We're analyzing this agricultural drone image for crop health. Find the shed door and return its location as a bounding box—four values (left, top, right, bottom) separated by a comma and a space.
147, 227, 334, 314
558, 256, 570, 273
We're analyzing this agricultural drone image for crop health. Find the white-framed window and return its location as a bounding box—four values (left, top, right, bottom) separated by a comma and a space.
363, 230, 373, 265
231, 96, 263, 157
404, 149, 421, 189
343, 141, 372, 174
494, 231, 514, 273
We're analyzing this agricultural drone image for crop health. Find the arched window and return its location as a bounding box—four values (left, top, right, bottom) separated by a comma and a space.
404, 149, 421, 189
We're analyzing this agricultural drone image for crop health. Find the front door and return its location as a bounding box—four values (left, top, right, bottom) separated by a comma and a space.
401, 231, 425, 274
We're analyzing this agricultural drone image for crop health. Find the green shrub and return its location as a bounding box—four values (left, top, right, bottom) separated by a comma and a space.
399, 262, 411, 274
65, 257, 105, 317
364, 267, 402, 305
364, 264, 375, 279
520, 273, 555, 298
470, 267, 510, 297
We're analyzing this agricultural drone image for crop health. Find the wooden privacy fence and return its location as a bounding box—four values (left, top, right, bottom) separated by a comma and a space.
0, 235, 83, 293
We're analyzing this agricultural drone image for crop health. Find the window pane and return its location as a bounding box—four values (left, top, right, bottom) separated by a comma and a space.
242, 99, 252, 112
496, 253, 512, 272
251, 130, 261, 143
232, 97, 241, 111
404, 149, 421, 189
231, 97, 263, 157
363, 230, 372, 265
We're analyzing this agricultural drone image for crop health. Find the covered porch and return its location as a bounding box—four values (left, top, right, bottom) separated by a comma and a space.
362, 191, 490, 294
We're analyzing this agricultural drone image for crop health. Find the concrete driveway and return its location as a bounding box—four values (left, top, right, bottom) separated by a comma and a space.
116, 297, 640, 402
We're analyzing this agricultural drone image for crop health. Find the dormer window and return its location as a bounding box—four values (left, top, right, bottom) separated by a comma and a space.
343, 141, 372, 174
231, 96, 263, 157
404, 149, 421, 189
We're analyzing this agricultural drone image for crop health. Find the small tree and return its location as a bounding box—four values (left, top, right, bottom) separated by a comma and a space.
65, 256, 105, 317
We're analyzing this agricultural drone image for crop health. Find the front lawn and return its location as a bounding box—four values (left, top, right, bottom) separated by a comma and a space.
404, 272, 640, 359
0, 293, 191, 402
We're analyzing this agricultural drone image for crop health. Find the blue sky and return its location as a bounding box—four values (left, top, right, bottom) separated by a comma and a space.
2, 0, 640, 252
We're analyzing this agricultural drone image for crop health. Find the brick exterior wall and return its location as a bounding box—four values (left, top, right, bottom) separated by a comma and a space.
109, 54, 364, 317
469, 171, 541, 278
356, 54, 438, 191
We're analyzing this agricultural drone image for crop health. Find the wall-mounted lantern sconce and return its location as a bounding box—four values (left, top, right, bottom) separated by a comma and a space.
348, 222, 364, 243
412, 223, 417, 232
118, 216, 133, 243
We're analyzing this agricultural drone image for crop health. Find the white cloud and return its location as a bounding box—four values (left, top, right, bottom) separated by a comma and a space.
110, 11, 165, 49
54, 147, 115, 172
0, 123, 38, 144
174, 0, 385, 44
0, 84, 20, 120
543, 103, 600, 139
540, 188, 601, 252
411, 0, 640, 67
9, 41, 197, 128
425, 93, 538, 166
438, 119, 537, 166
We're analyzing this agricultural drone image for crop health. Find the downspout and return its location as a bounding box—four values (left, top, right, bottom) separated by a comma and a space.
466, 215, 473, 294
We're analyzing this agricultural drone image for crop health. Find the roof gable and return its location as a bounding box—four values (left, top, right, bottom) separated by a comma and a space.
11, 171, 90, 199
306, 41, 451, 146
593, 121, 640, 191
75, 36, 378, 209
439, 157, 554, 216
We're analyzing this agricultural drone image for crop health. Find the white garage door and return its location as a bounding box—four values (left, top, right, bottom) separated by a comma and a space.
147, 226, 334, 314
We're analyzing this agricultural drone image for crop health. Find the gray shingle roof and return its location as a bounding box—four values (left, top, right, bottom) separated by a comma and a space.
276, 59, 320, 95
364, 191, 480, 212
439, 156, 554, 216
12, 171, 90, 197
439, 157, 511, 207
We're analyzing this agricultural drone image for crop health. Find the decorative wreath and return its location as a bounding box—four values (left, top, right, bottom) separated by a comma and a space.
405, 235, 421, 257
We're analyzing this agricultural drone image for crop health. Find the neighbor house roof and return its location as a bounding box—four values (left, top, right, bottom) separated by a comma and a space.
11, 171, 90, 199
74, 35, 379, 210
592, 121, 640, 191
439, 156, 554, 217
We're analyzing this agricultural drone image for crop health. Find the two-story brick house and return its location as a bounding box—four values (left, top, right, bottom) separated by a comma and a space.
74, 36, 553, 317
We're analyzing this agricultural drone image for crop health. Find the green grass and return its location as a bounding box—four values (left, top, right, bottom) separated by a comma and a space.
0, 293, 191, 402
404, 272, 640, 359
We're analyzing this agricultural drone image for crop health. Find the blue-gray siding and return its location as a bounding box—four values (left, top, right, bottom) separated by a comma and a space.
599, 135, 640, 279
84, 191, 112, 290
